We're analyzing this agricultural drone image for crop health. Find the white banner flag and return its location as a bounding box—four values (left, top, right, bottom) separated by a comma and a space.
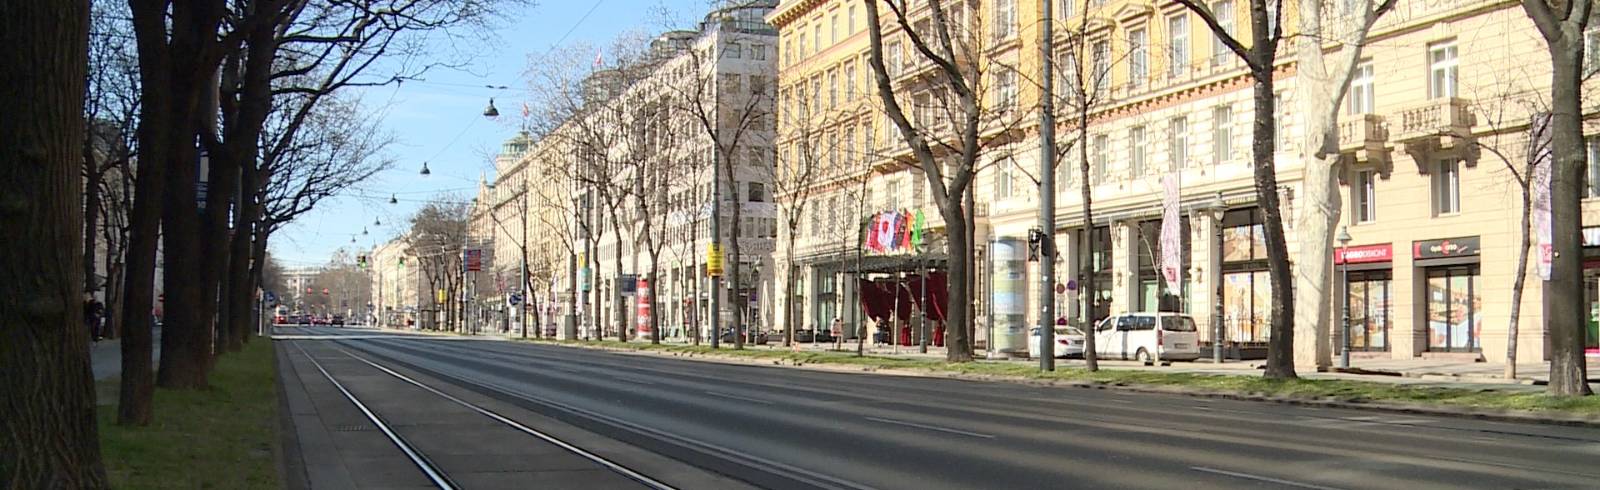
1160, 174, 1182, 292
1531, 113, 1553, 281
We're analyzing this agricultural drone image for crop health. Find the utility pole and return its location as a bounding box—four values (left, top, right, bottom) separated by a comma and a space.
1037, 0, 1058, 372
709, 144, 723, 349
521, 181, 530, 339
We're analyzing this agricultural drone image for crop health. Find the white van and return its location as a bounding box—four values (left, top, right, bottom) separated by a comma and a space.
1092, 313, 1202, 363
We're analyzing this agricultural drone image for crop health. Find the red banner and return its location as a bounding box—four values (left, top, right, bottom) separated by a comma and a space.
635, 279, 652, 338
464, 249, 483, 271
1335, 244, 1392, 265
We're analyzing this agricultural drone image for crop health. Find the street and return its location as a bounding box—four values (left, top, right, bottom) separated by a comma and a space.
276, 326, 1600, 489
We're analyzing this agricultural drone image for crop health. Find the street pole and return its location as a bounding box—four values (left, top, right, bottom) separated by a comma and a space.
1037, 0, 1057, 372
1338, 226, 1352, 369
521, 182, 529, 340
709, 146, 722, 350
919, 258, 928, 354
1212, 203, 1225, 364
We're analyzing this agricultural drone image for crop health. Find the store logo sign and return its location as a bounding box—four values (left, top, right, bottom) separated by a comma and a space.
1335, 244, 1392, 264
1413, 236, 1480, 259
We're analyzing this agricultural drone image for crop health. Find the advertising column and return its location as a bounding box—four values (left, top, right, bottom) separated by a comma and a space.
636, 278, 652, 341
990, 237, 1028, 358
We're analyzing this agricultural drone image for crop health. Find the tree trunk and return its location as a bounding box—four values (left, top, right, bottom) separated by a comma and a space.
0, 0, 108, 485
1544, 43, 1590, 396
784, 259, 797, 347
1507, 183, 1532, 380
938, 196, 974, 362
1078, 104, 1100, 371
1251, 73, 1295, 380
157, 91, 213, 389
223, 166, 260, 352
84, 150, 103, 296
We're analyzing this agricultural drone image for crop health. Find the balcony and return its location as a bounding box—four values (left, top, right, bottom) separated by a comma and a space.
1393, 97, 1477, 172
1337, 113, 1391, 170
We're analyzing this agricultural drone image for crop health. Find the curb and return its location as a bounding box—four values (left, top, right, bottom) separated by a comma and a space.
518, 339, 1600, 429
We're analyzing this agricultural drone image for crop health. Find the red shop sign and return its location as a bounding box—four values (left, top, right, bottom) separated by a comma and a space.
1335, 244, 1392, 264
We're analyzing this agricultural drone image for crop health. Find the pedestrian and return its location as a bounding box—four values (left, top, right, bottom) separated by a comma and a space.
82, 296, 103, 341
830, 317, 842, 349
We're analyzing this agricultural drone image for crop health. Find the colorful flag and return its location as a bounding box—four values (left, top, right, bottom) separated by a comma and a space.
1531, 112, 1554, 280
911, 210, 925, 249
1160, 174, 1182, 292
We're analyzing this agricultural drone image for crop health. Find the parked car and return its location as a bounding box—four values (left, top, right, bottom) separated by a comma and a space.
1027, 327, 1086, 359
813, 329, 836, 343
331, 315, 345, 326
1093, 313, 1201, 363
793, 329, 815, 343
273, 314, 287, 324
718, 328, 768, 345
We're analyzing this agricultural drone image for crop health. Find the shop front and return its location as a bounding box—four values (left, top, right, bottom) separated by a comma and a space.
1584, 227, 1600, 353
1336, 243, 1394, 352
1220, 207, 1271, 344
1414, 236, 1482, 353
1136, 218, 1191, 313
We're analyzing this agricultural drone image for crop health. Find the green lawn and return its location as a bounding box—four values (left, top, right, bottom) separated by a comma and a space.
525, 339, 1600, 417
98, 340, 280, 489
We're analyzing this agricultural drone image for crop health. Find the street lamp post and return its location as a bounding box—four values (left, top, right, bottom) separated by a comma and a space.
1337, 225, 1353, 369
1205, 192, 1227, 364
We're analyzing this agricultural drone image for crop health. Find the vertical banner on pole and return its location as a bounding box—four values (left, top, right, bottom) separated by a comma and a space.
1160, 174, 1182, 292
636, 279, 652, 339
1530, 112, 1554, 281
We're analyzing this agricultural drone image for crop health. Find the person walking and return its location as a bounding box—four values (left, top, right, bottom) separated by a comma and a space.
82, 296, 104, 341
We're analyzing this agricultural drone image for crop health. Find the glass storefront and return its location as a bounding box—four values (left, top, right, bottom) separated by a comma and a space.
1345, 270, 1391, 351
1136, 218, 1192, 313
1082, 226, 1113, 323
1426, 265, 1481, 352
1221, 208, 1271, 343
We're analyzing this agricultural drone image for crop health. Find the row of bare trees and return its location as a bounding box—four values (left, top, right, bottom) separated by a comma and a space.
2, 0, 524, 484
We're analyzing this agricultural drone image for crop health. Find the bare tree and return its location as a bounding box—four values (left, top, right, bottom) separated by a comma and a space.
404, 199, 472, 331
0, 0, 108, 485
1290, 0, 1397, 370
1171, 0, 1298, 378
1522, 0, 1594, 397
770, 95, 836, 346
861, 0, 1033, 361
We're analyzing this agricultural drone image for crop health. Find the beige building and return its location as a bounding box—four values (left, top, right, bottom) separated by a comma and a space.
498, 1, 781, 341
770, 0, 1600, 363
370, 236, 423, 328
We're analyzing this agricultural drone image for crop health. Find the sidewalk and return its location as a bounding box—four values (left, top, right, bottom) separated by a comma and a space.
89, 327, 161, 381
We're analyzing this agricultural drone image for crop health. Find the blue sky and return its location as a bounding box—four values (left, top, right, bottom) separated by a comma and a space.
269, 0, 707, 269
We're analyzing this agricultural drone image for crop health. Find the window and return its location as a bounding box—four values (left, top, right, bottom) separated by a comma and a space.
1168, 13, 1189, 77
1428, 41, 1458, 99
1432, 159, 1460, 215
1060, 0, 1074, 18
1347, 61, 1374, 115
994, 162, 1014, 198
1130, 126, 1147, 176
849, 6, 857, 34
724, 42, 741, 59
783, 40, 792, 66
831, 14, 838, 45
813, 24, 822, 54
1426, 265, 1479, 352
749, 75, 767, 95
1128, 28, 1148, 83
1092, 134, 1109, 182
748, 182, 766, 202
811, 77, 821, 112
721, 73, 741, 92
1588, 137, 1600, 198
798, 34, 807, 60
750, 44, 767, 61
1212, 0, 1234, 66
996, 67, 1018, 110
887, 178, 901, 208
1212, 105, 1232, 165
1353, 169, 1376, 223
844, 64, 856, 101
1346, 270, 1391, 351
1092, 40, 1110, 96
828, 71, 838, 107
994, 0, 1017, 40
888, 41, 903, 77
1586, 28, 1600, 77
844, 129, 856, 167
1168, 116, 1188, 170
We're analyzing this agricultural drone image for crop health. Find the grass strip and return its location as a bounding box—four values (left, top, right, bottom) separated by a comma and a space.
98, 340, 280, 489
522, 338, 1600, 416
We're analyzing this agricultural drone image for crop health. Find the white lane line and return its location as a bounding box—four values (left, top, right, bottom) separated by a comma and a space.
611, 376, 651, 385
1191, 406, 1213, 411
334, 347, 678, 490
863, 416, 996, 439
1107, 398, 1134, 404
291, 343, 455, 490
703, 391, 775, 405
1190, 466, 1344, 490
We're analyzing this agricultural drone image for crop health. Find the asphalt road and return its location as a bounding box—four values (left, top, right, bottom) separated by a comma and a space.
287, 326, 1600, 490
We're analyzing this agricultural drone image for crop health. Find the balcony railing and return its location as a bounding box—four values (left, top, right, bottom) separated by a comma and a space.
1338, 113, 1389, 156
1394, 97, 1474, 142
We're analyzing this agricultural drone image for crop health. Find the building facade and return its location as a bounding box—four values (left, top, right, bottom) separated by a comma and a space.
769, 0, 1600, 363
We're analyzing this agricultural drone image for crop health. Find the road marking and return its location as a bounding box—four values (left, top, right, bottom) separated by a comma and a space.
1190, 466, 1344, 490
611, 376, 651, 385
1107, 398, 1134, 404
704, 391, 775, 405
335, 347, 678, 490
864, 416, 996, 439
1191, 406, 1213, 411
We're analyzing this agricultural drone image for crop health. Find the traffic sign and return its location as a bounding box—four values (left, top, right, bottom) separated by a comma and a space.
508, 293, 523, 306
